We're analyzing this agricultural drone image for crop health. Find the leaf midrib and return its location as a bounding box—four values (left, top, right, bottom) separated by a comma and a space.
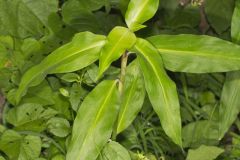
128, 0, 149, 27
101, 30, 129, 67
74, 81, 116, 160
158, 48, 240, 61
117, 77, 138, 133
136, 45, 179, 143
17, 40, 105, 102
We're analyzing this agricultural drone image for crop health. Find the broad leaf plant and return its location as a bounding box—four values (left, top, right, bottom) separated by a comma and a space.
1, 0, 240, 159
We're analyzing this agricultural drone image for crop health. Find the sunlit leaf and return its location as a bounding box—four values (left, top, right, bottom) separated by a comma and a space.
98, 26, 136, 77
15, 32, 106, 104
148, 34, 240, 73
125, 0, 159, 32
134, 38, 182, 147
66, 80, 120, 160
116, 60, 145, 134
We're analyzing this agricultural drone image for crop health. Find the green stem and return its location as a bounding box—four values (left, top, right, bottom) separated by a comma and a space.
112, 52, 129, 141
118, 52, 129, 94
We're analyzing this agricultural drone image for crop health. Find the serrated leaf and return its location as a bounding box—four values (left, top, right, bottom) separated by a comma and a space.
134, 38, 182, 147
116, 60, 145, 134
148, 34, 240, 73
66, 80, 120, 160
186, 145, 224, 160
232, 0, 240, 44
15, 32, 106, 104
218, 72, 240, 139
98, 26, 136, 77
0, 130, 41, 160
97, 141, 131, 160
125, 0, 159, 31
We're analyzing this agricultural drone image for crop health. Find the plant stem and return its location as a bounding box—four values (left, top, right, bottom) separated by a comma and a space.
112, 52, 129, 141
118, 52, 129, 94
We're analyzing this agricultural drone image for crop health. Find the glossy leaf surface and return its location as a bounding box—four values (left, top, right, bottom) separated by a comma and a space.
148, 34, 240, 73
125, 0, 159, 31
15, 32, 106, 104
116, 60, 145, 134
98, 26, 136, 77
66, 80, 120, 160
135, 38, 182, 147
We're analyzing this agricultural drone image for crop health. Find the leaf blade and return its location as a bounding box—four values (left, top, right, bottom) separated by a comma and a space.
15, 32, 106, 104
125, 0, 159, 31
134, 38, 182, 147
232, 0, 240, 44
66, 80, 120, 160
116, 60, 145, 134
98, 141, 131, 160
98, 26, 136, 77
148, 34, 240, 73
218, 72, 240, 139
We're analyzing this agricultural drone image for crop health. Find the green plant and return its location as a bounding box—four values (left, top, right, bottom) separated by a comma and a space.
1, 0, 240, 159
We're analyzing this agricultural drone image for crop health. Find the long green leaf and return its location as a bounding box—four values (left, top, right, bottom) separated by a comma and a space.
134, 38, 182, 147
15, 32, 106, 104
232, 0, 240, 44
218, 72, 240, 139
98, 26, 136, 77
116, 60, 145, 134
148, 34, 240, 73
125, 0, 159, 32
66, 80, 120, 160
97, 141, 131, 160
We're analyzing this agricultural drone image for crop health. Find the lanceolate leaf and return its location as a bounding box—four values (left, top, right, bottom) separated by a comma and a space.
134, 38, 182, 147
148, 34, 240, 73
218, 72, 240, 139
98, 26, 136, 77
66, 80, 120, 160
125, 0, 159, 32
98, 141, 131, 160
116, 60, 145, 134
232, 0, 240, 44
15, 32, 106, 104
